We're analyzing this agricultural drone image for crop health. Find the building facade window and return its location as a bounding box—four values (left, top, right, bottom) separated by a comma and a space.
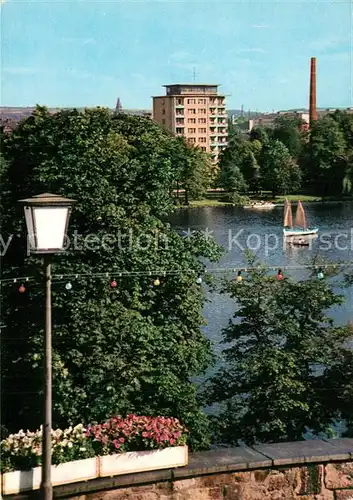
176, 128, 184, 134
198, 118, 206, 124
201, 146, 207, 151
188, 128, 196, 133
188, 118, 196, 123
188, 109, 196, 114
188, 138, 196, 144
198, 108, 206, 114
176, 118, 184, 124
198, 137, 207, 143
198, 128, 206, 133
198, 98, 206, 104
162, 109, 165, 115
187, 98, 196, 104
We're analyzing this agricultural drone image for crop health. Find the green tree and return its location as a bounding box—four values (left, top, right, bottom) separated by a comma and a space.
273, 115, 305, 158
0, 106, 222, 450
261, 139, 302, 195
206, 256, 351, 445
331, 111, 353, 194
322, 348, 353, 438
249, 126, 271, 145
179, 143, 215, 204
305, 115, 347, 196
219, 130, 263, 194
241, 149, 261, 193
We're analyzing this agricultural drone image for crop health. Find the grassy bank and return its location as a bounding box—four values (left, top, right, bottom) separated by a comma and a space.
182, 193, 352, 208
188, 199, 233, 207
270, 194, 322, 204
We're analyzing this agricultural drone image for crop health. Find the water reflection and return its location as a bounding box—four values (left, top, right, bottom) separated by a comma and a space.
170, 202, 353, 345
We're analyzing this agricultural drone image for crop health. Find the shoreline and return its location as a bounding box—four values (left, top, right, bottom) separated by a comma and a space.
181, 197, 353, 209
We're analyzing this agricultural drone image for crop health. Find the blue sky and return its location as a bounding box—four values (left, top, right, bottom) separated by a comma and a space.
1, 0, 352, 111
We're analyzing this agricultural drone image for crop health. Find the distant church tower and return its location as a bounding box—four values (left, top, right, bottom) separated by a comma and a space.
115, 97, 123, 114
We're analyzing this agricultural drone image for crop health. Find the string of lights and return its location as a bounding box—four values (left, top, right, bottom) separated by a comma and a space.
0, 261, 351, 284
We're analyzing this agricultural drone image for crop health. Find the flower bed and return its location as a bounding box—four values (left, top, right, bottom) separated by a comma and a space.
1, 415, 188, 495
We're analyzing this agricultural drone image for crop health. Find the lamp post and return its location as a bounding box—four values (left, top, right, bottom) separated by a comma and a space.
19, 193, 75, 500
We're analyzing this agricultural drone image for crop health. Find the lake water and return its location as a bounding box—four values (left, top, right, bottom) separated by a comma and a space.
170, 202, 353, 357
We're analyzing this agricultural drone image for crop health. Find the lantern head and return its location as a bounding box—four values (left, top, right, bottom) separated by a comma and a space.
19, 193, 75, 254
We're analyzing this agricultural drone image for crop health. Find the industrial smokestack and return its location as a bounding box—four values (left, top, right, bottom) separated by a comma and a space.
309, 57, 318, 127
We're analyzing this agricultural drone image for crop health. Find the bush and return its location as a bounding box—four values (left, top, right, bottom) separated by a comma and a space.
0, 415, 188, 473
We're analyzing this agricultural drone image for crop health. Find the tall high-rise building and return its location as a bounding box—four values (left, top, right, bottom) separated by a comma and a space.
152, 84, 228, 162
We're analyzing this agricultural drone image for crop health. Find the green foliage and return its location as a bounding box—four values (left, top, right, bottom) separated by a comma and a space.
179, 143, 215, 202
250, 126, 271, 145
1, 106, 222, 450
321, 347, 353, 438
218, 130, 260, 193
206, 255, 351, 445
273, 115, 305, 158
230, 193, 251, 206
304, 113, 351, 196
261, 139, 302, 195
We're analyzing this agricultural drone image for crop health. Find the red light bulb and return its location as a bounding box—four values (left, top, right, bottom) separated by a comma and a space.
19, 284, 26, 293
110, 280, 117, 288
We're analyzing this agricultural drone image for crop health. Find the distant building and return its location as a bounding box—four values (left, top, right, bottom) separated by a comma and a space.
152, 84, 228, 163
115, 97, 123, 114
232, 108, 353, 134
0, 106, 152, 133
232, 111, 309, 131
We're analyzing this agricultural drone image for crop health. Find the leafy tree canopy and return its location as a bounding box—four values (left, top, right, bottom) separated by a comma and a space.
304, 115, 349, 196
206, 255, 352, 445
261, 139, 302, 195
1, 106, 222, 450
272, 115, 305, 158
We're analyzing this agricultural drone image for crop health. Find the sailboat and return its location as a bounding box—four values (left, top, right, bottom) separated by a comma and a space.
283, 199, 318, 236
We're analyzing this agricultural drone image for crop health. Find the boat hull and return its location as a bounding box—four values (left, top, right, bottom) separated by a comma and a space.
244, 204, 275, 210
283, 228, 319, 236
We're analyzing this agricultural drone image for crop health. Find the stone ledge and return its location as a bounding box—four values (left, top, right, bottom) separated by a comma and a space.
2, 439, 353, 499
253, 439, 353, 466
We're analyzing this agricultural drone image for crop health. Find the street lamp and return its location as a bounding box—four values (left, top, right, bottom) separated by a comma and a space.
19, 193, 75, 500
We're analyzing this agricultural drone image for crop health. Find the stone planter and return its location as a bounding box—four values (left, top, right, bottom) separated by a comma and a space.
1, 446, 188, 495
98, 445, 188, 477
1, 457, 98, 495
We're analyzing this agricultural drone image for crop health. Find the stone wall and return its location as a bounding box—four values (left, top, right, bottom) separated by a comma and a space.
4, 438, 353, 500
